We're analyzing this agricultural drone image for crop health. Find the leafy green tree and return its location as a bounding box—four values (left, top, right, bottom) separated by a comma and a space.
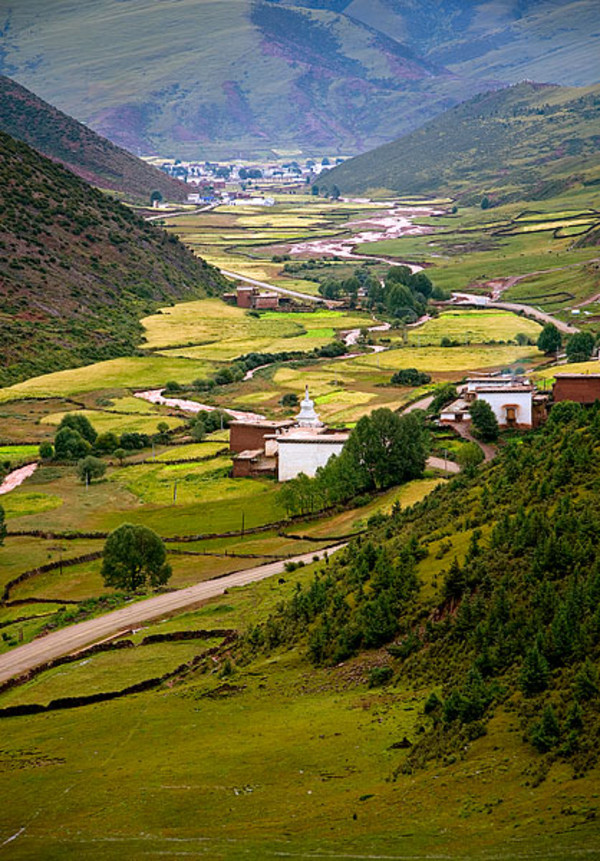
470, 399, 499, 442
537, 323, 562, 355
101, 523, 172, 591
548, 400, 585, 427
280, 393, 299, 407
430, 383, 457, 414
566, 331, 595, 363
77, 456, 107, 484
39, 442, 54, 460
57, 413, 97, 444
481, 195, 490, 209
113, 448, 126, 466
150, 189, 163, 204
54, 427, 91, 461
0, 503, 6, 546
343, 409, 427, 491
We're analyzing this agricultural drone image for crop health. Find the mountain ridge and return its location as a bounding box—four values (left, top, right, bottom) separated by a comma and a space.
1, 0, 598, 158
326, 81, 600, 201
0, 76, 189, 204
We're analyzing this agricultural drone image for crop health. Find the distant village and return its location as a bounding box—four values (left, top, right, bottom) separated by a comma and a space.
150, 155, 344, 205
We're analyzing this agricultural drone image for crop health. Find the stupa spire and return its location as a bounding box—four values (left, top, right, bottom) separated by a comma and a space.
296, 385, 323, 428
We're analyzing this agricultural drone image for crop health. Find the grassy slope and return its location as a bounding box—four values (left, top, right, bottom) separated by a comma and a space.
328, 82, 600, 199
2, 1, 599, 157
0, 131, 227, 386
0, 76, 189, 203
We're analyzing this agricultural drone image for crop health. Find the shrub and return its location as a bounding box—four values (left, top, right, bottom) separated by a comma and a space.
390, 368, 431, 387
39, 442, 54, 460
280, 393, 299, 407
368, 666, 393, 688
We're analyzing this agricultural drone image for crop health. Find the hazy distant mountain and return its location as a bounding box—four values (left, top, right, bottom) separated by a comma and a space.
326, 81, 600, 202
0, 131, 226, 386
1, 0, 598, 159
0, 76, 189, 204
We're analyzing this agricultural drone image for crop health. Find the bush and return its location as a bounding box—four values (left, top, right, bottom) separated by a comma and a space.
390, 368, 431, 387
368, 666, 393, 688
281, 393, 299, 407
39, 442, 54, 460
119, 432, 150, 450
95, 432, 119, 454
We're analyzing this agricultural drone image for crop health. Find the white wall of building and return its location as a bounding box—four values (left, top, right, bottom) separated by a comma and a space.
278, 440, 346, 482
476, 390, 532, 427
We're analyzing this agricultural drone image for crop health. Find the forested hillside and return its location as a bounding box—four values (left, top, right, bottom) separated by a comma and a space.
250, 403, 600, 776
1, 0, 598, 157
327, 82, 600, 200
0, 132, 227, 386
0, 77, 188, 203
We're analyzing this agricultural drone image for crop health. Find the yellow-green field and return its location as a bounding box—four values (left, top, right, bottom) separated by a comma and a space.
0, 356, 214, 403
405, 309, 542, 345
40, 409, 185, 436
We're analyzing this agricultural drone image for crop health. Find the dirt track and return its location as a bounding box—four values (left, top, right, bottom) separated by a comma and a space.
0, 545, 345, 686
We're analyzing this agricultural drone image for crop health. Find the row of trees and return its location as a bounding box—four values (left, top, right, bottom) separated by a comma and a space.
537, 322, 598, 363
278, 408, 428, 516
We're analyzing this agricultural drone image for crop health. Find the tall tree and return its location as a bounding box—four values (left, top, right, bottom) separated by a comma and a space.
0, 503, 6, 546
101, 524, 172, 591
470, 399, 499, 442
537, 323, 562, 355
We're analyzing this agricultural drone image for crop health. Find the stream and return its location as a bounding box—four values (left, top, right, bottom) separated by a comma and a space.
0, 463, 38, 496
287, 203, 444, 271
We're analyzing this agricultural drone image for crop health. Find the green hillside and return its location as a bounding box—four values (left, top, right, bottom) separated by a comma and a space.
0, 76, 189, 204
327, 82, 600, 200
251, 404, 600, 782
0, 131, 227, 386
1, 0, 598, 158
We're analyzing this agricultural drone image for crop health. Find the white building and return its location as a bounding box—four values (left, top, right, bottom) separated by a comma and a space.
274, 387, 350, 481
474, 385, 533, 428
440, 377, 534, 429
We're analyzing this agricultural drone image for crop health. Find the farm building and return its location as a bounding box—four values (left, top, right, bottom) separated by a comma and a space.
553, 374, 600, 404
231, 285, 280, 310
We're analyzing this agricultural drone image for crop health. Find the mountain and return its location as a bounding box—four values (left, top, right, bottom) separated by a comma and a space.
1, 0, 598, 159
326, 81, 600, 201
0, 76, 189, 204
0, 131, 227, 387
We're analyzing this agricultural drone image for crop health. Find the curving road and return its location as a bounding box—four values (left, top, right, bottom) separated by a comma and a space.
0, 545, 346, 686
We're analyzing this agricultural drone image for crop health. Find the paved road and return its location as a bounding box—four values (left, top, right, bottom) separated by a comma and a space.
0, 545, 345, 686
452, 292, 579, 335
427, 455, 460, 474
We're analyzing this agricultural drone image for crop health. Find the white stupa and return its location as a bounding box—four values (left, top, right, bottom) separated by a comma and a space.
295, 385, 323, 428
